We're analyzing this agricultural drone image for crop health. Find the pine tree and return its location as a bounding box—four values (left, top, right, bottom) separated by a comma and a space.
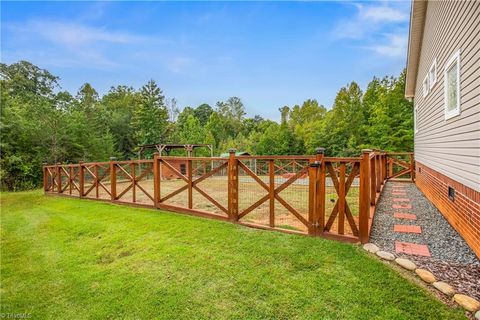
131, 80, 169, 146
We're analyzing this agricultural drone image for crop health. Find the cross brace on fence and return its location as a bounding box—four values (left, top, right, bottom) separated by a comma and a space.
43, 149, 413, 244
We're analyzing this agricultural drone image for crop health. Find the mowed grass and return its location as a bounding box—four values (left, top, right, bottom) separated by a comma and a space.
0, 191, 465, 320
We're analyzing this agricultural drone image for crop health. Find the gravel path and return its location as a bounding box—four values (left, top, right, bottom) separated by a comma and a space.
370, 182, 479, 265
370, 182, 480, 300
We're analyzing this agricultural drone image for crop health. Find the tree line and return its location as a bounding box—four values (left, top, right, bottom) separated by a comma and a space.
0, 61, 413, 191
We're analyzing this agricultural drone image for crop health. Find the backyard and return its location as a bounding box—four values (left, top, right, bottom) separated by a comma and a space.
0, 190, 466, 319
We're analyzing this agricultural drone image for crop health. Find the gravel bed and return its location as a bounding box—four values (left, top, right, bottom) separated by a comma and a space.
410, 256, 480, 301
370, 182, 480, 301
370, 182, 479, 265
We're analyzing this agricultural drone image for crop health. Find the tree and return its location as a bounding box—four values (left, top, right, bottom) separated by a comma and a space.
279, 106, 290, 125
166, 97, 179, 122
0, 60, 414, 191
241, 115, 265, 137
102, 86, 140, 159
194, 103, 213, 126
215, 97, 246, 139
314, 82, 364, 156
205, 112, 227, 149
287, 99, 327, 152
253, 122, 304, 155
367, 71, 413, 151
131, 80, 169, 146
0, 61, 64, 190
177, 114, 206, 144
75, 83, 99, 112
289, 99, 326, 126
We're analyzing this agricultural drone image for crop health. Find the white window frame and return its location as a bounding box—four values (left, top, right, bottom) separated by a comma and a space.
429, 58, 437, 89
414, 106, 418, 133
422, 74, 429, 98
444, 49, 461, 120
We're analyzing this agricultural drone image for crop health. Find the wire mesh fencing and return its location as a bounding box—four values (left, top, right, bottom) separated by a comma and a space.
44, 150, 401, 243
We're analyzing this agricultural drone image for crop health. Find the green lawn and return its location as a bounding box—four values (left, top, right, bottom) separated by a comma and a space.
0, 191, 465, 319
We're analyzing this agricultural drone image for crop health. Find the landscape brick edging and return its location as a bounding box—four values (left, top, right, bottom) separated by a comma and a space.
415, 162, 480, 258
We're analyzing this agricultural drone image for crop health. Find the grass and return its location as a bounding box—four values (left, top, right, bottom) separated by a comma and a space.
0, 190, 466, 319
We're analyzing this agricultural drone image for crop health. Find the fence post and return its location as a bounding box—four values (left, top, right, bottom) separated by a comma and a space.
410, 153, 415, 182
110, 157, 117, 202
316, 148, 326, 235
370, 154, 376, 206
187, 159, 193, 209
153, 153, 160, 207
308, 147, 325, 236
388, 156, 393, 178
383, 152, 388, 182
378, 153, 382, 184
42, 163, 48, 193
375, 154, 381, 192
68, 165, 73, 194
338, 162, 346, 235
79, 162, 84, 198
308, 158, 316, 235
269, 159, 275, 227
359, 149, 371, 243
56, 163, 61, 194
130, 162, 136, 203
94, 164, 99, 198
380, 150, 386, 185
228, 149, 239, 221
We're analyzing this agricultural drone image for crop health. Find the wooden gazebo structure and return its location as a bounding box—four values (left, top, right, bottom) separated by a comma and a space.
137, 143, 213, 159
136, 144, 214, 179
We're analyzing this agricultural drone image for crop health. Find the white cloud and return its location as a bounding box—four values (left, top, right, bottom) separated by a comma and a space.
3, 19, 158, 69
167, 56, 194, 73
333, 2, 409, 39
366, 34, 408, 58
332, 2, 409, 59
8, 20, 149, 48
359, 4, 408, 24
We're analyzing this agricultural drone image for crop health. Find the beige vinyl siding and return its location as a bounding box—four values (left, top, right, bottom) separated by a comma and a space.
414, 0, 480, 192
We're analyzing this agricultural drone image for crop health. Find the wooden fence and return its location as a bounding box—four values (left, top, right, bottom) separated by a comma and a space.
43, 149, 414, 243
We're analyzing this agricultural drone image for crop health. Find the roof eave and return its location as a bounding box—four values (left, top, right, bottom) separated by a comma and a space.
405, 0, 427, 98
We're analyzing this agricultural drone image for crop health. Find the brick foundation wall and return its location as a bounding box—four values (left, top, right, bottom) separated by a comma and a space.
415, 162, 480, 258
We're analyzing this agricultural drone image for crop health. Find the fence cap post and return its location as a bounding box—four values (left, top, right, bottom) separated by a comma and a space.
361, 149, 373, 154
228, 148, 236, 154
315, 147, 325, 154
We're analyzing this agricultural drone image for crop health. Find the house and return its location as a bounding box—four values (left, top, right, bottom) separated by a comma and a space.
405, 0, 480, 257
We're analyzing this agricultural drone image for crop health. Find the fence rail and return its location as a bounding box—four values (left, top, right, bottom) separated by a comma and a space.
43, 149, 414, 243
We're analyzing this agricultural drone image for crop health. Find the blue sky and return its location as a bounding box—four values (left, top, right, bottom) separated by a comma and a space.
1, 1, 411, 120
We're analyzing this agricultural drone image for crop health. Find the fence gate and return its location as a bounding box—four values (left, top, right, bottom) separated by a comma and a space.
235, 157, 311, 232
386, 153, 415, 181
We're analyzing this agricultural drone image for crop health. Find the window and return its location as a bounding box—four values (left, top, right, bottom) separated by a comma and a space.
444, 50, 461, 119
414, 106, 418, 133
422, 74, 429, 98
429, 59, 437, 89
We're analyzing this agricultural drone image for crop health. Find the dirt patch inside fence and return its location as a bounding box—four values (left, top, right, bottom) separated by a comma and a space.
56, 167, 360, 236
77, 176, 359, 236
